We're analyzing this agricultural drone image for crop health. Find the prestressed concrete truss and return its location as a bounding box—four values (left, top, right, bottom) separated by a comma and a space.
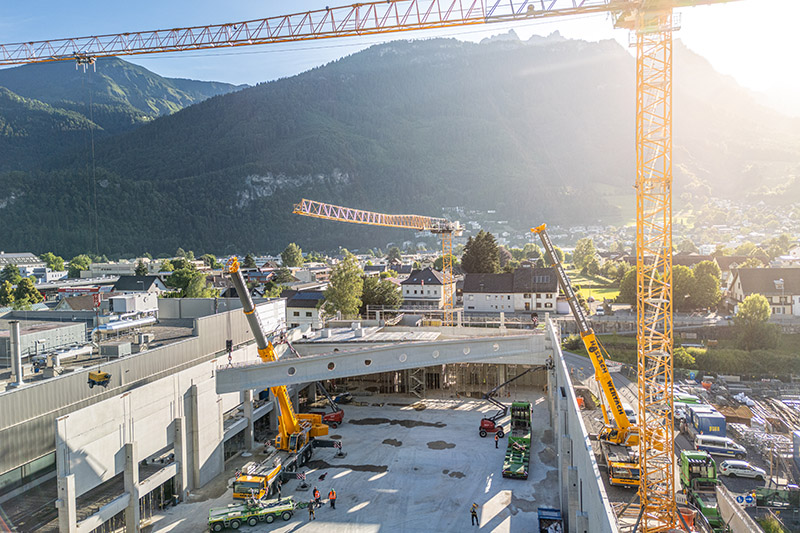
216, 334, 547, 394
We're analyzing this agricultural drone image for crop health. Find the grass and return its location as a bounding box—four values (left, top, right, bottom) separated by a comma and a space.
565, 268, 620, 303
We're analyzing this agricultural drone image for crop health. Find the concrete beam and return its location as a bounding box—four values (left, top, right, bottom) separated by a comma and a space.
216, 334, 548, 394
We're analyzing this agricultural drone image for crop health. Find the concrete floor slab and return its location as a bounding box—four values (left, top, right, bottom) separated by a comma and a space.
145, 393, 557, 533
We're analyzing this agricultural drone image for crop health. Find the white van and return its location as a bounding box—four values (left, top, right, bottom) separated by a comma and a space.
622, 403, 637, 425
695, 435, 746, 459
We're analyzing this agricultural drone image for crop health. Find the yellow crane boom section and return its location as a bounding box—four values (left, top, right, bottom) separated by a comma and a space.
531, 224, 635, 443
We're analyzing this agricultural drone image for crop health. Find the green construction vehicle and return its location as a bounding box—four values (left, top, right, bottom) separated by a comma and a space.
208, 496, 295, 531
502, 401, 532, 480
679, 451, 729, 533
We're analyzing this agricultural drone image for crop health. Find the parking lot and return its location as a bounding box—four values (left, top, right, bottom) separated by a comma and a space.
144, 394, 558, 533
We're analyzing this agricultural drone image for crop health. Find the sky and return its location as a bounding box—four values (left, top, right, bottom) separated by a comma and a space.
1, 1, 798, 104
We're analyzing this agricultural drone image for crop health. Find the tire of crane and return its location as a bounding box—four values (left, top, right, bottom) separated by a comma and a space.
248, 517, 258, 527
329, 422, 338, 429
230, 519, 241, 529
304, 449, 312, 464
497, 429, 505, 438
479, 429, 487, 438
266, 514, 275, 524
211, 523, 224, 532
282, 511, 292, 521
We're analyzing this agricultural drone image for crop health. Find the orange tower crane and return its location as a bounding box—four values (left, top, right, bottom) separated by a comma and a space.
0, 1, 744, 529
293, 198, 463, 325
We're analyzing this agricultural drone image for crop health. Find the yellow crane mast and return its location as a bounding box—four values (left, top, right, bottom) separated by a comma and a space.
1, 1, 745, 529
293, 198, 463, 325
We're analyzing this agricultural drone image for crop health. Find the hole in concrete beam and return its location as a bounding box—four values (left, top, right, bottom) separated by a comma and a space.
364, 359, 372, 366
399, 353, 408, 362
288, 367, 296, 376
432, 350, 439, 359
493, 343, 499, 352
463, 347, 470, 355
327, 362, 335, 371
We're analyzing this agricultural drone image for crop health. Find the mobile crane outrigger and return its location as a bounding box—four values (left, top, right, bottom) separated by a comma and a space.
532, 224, 640, 487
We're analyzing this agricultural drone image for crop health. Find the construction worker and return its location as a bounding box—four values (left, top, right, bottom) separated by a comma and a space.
494, 432, 499, 448
313, 487, 321, 507
328, 488, 337, 509
308, 499, 316, 521
471, 503, 479, 526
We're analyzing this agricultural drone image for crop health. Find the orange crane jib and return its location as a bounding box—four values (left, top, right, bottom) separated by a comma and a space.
0, 0, 737, 66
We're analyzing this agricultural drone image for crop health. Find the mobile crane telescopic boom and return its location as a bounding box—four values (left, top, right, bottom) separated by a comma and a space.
531, 224, 636, 447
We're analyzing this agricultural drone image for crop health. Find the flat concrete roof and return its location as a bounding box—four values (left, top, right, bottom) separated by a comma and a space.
303, 326, 440, 343
0, 320, 81, 337
146, 392, 556, 532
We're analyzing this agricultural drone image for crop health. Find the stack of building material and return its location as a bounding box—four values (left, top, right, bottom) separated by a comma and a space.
729, 423, 792, 460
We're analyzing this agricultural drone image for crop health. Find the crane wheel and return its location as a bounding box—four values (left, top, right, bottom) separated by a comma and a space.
329, 422, 338, 428
230, 519, 241, 529
497, 429, 505, 438
282, 511, 292, 521
266, 514, 275, 524
248, 517, 258, 527
479, 429, 487, 438
212, 523, 224, 532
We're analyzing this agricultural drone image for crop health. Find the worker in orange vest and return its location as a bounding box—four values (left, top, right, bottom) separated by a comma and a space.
313, 487, 321, 507
328, 488, 337, 509
494, 432, 499, 448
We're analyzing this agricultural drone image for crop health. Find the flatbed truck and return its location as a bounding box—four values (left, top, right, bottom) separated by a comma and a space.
208, 496, 295, 531
680, 450, 729, 533
602, 443, 639, 488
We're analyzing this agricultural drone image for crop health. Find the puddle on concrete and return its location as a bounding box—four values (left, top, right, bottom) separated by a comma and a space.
447, 471, 465, 478
442, 469, 449, 474
427, 440, 456, 450
370, 403, 385, 407
306, 459, 387, 473
539, 446, 557, 464
329, 435, 342, 440
509, 494, 538, 515
388, 403, 412, 407
349, 418, 446, 428
541, 429, 554, 445
382, 439, 402, 447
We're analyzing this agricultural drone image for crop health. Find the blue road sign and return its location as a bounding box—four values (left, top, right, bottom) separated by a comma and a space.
736, 495, 745, 504
745, 495, 754, 504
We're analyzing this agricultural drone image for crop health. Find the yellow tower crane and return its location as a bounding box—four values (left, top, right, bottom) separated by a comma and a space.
293, 198, 463, 325
0, 1, 745, 529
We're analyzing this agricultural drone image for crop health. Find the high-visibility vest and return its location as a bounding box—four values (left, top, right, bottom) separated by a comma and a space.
314, 490, 320, 498
329, 490, 336, 499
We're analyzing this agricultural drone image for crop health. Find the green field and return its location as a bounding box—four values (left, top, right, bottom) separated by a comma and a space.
565, 268, 620, 303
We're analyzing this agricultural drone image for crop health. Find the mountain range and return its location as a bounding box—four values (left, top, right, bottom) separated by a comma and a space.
0, 34, 797, 257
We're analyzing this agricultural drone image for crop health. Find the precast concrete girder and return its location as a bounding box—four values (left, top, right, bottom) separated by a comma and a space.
216, 334, 548, 394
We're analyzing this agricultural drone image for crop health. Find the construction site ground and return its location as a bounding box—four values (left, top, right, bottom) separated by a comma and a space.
143, 392, 558, 533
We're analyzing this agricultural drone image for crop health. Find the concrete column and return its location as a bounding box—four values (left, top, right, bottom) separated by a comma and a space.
268, 397, 279, 433
573, 511, 589, 533
9, 320, 23, 387
559, 433, 572, 521
243, 390, 255, 450
124, 442, 140, 532
456, 310, 462, 328
567, 467, 579, 533
189, 384, 202, 489
291, 388, 299, 412
174, 416, 190, 496
307, 383, 317, 404
56, 474, 77, 533
499, 312, 506, 332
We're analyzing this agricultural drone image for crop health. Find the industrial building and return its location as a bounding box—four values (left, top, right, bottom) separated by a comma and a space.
0, 299, 613, 532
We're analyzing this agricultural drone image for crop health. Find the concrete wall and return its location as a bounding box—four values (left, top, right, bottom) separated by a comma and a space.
156, 297, 278, 320
549, 319, 617, 533
0, 322, 86, 364
0, 300, 284, 484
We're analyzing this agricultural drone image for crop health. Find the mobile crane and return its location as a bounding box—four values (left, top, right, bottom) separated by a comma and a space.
532, 224, 640, 488
478, 367, 542, 438
226, 257, 332, 499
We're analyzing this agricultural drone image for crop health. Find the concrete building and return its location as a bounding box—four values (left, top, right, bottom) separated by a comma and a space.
0, 321, 86, 368
400, 267, 453, 308
728, 267, 800, 316
0, 252, 45, 269
463, 266, 558, 314
111, 276, 167, 294
18, 266, 68, 283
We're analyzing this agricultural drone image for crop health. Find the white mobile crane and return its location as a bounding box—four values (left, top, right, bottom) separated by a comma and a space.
226, 257, 334, 499
532, 224, 640, 488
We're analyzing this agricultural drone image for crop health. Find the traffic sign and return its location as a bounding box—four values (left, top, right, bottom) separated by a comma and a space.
736, 495, 744, 504
745, 495, 754, 504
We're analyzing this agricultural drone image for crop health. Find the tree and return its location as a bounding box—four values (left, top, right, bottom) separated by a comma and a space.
616, 268, 636, 305
273, 267, 295, 284
693, 260, 721, 281
734, 242, 757, 256
360, 276, 402, 314
543, 245, 564, 266
166, 268, 197, 293
433, 254, 459, 271
200, 254, 222, 269
738, 257, 763, 268
134, 260, 148, 276
40, 252, 65, 271
672, 265, 696, 311
14, 278, 43, 304
281, 243, 304, 267
583, 256, 599, 276
735, 294, 779, 351
691, 274, 721, 309
176, 247, 187, 258
751, 247, 770, 265
572, 238, 597, 270
522, 243, 542, 260
677, 238, 699, 254
159, 259, 175, 272
184, 273, 216, 298
711, 245, 732, 258
386, 247, 402, 263
498, 246, 513, 267
1, 264, 22, 284
243, 254, 257, 268
68, 255, 92, 278
324, 252, 363, 319
461, 230, 500, 274
0, 281, 14, 307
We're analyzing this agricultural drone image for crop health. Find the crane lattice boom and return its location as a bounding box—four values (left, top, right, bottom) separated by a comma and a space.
293, 198, 461, 234
0, 0, 735, 66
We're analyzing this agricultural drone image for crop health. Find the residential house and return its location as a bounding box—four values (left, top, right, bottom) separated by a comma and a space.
111, 276, 167, 294
400, 268, 454, 309
281, 290, 326, 329
728, 268, 800, 317
463, 267, 559, 314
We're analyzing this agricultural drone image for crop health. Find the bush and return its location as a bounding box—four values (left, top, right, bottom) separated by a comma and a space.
563, 334, 582, 351
673, 347, 696, 369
